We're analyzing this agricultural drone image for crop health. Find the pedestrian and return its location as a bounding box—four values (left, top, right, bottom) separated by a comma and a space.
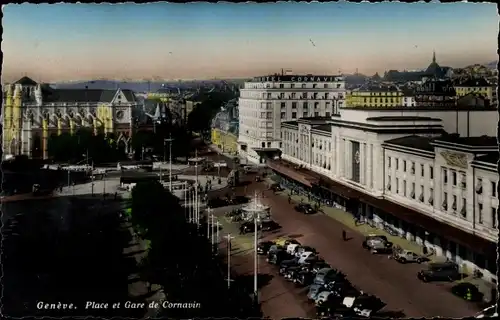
307, 193, 311, 201
342, 229, 347, 241
288, 195, 291, 204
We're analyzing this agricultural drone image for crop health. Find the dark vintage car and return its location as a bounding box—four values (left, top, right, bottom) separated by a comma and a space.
294, 203, 316, 214
257, 241, 275, 255
362, 234, 393, 254
451, 282, 484, 302
270, 183, 285, 192
417, 262, 460, 282
261, 220, 281, 232
267, 249, 291, 265
207, 197, 229, 208
239, 221, 256, 234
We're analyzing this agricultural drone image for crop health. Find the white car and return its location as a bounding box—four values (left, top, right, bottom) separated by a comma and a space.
286, 243, 300, 255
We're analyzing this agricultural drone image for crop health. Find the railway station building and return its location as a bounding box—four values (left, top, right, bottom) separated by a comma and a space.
269, 105, 498, 283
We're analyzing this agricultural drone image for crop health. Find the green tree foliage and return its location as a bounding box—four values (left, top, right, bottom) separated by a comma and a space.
187, 91, 237, 133
47, 128, 126, 163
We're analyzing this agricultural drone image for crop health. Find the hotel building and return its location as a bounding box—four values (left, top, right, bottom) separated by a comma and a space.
238, 74, 346, 164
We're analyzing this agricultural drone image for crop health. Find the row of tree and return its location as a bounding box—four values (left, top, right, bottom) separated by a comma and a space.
129, 181, 260, 318
187, 91, 237, 134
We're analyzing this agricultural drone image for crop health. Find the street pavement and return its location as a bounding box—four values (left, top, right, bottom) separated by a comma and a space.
208, 177, 483, 318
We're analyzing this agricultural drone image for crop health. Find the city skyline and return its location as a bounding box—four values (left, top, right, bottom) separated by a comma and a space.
2, 2, 497, 83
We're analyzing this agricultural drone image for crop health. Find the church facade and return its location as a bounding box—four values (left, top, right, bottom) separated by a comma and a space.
2, 77, 139, 159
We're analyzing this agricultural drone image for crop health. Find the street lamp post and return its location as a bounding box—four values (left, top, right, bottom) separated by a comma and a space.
184, 182, 188, 221
207, 207, 213, 241
252, 191, 259, 305
165, 134, 174, 192
211, 213, 215, 251
224, 234, 235, 289
215, 220, 221, 254
194, 149, 200, 230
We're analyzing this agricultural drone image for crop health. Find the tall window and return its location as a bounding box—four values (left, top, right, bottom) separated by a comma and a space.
492, 207, 497, 228
478, 203, 483, 224
430, 166, 434, 179
396, 178, 399, 194
443, 168, 448, 184
403, 160, 407, 172
403, 180, 407, 197
492, 181, 497, 197
452, 171, 457, 186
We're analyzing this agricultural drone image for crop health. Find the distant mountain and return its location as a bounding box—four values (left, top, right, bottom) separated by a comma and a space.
343, 73, 368, 85
484, 61, 497, 70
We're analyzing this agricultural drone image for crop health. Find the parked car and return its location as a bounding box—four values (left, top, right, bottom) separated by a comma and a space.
207, 197, 228, 208
393, 249, 427, 264
295, 245, 318, 257
270, 183, 284, 192
261, 220, 281, 232
294, 203, 316, 214
257, 241, 275, 255
308, 277, 350, 301
451, 282, 484, 302
475, 305, 498, 318
417, 261, 460, 282
267, 249, 291, 265
362, 234, 393, 254
314, 268, 347, 285
292, 270, 316, 287
239, 221, 256, 234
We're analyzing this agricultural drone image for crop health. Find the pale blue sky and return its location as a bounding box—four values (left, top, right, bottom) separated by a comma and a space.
2, 2, 497, 81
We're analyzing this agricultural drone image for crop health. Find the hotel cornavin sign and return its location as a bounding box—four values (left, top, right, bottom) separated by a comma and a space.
252, 75, 343, 82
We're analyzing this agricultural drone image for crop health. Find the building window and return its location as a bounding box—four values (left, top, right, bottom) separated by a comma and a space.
418, 185, 424, 202
443, 168, 448, 184
301, 84, 306, 89
302, 111, 308, 118
325, 112, 330, 117
281, 102, 286, 108
302, 102, 308, 108
492, 181, 497, 197
410, 183, 415, 199
460, 198, 467, 218
291, 84, 295, 89
420, 164, 424, 177
430, 166, 434, 179
410, 162, 415, 174
314, 112, 319, 117
478, 203, 483, 224
403, 180, 407, 197
442, 192, 448, 210
403, 160, 407, 172
280, 112, 286, 119
429, 188, 434, 205
452, 171, 457, 186
395, 159, 399, 170
476, 178, 483, 194
261, 142, 265, 148
291, 112, 297, 119
292, 102, 297, 109
492, 207, 497, 228
388, 157, 391, 168
279, 142, 282, 148
291, 93, 296, 99
279, 83, 284, 88
452, 195, 457, 212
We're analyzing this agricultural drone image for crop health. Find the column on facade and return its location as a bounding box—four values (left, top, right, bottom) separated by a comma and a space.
391, 155, 396, 194
21, 117, 32, 156
368, 143, 373, 189
345, 140, 352, 180
360, 143, 366, 185
336, 135, 342, 177
433, 165, 441, 211
42, 119, 49, 160
373, 144, 384, 194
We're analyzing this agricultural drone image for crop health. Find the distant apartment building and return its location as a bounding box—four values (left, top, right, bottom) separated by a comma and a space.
346, 83, 403, 108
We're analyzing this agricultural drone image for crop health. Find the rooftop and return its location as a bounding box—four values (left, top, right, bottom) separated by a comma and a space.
457, 78, 491, 87
13, 76, 38, 86
353, 83, 400, 92
383, 135, 434, 152
434, 135, 497, 147
366, 116, 440, 122
474, 153, 498, 165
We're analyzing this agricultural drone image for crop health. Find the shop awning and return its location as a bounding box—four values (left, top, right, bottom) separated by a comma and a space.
269, 159, 496, 256
267, 159, 318, 188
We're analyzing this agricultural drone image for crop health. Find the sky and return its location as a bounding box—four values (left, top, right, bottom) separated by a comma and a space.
2, 2, 498, 82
